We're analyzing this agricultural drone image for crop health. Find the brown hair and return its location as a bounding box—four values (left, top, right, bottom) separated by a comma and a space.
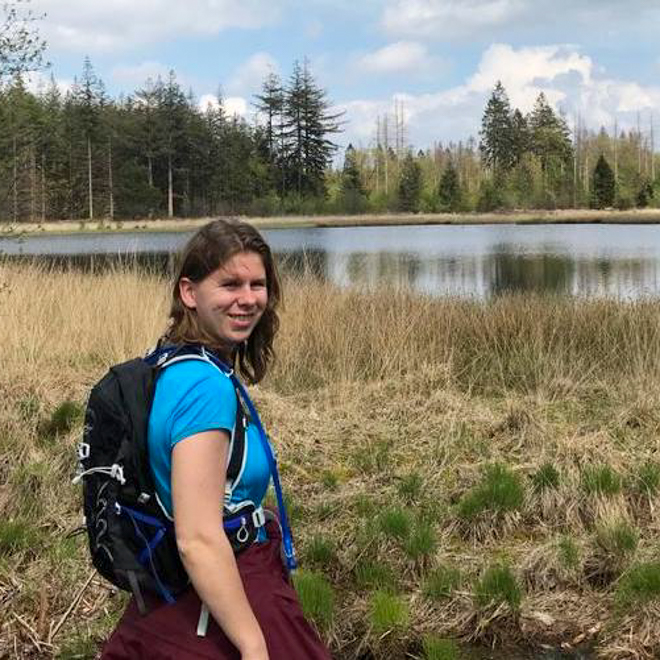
163, 219, 281, 383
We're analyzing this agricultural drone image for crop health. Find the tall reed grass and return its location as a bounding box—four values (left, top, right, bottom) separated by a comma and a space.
2, 260, 660, 659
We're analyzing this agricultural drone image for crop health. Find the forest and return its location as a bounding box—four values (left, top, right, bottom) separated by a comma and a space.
0, 59, 657, 222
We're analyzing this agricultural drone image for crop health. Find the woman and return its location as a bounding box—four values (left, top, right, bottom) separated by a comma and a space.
102, 220, 330, 660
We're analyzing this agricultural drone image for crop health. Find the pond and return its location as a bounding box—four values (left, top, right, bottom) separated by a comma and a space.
1, 223, 659, 299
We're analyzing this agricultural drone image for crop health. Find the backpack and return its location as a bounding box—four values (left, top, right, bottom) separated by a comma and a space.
74, 345, 247, 612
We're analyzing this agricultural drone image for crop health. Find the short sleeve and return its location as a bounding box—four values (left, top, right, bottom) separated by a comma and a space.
157, 360, 237, 447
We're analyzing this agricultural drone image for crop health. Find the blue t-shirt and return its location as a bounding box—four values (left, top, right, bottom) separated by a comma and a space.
147, 360, 271, 522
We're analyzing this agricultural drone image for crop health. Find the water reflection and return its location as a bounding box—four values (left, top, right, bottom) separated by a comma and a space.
2, 223, 660, 299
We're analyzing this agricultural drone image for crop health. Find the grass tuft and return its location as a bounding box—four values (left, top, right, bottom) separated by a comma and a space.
378, 506, 412, 541
354, 560, 397, 591
634, 460, 660, 496
595, 521, 638, 558
557, 535, 581, 571
403, 518, 437, 562
616, 562, 660, 608
456, 463, 525, 520
292, 570, 334, 632
531, 462, 560, 493
423, 564, 462, 600
398, 472, 423, 502
305, 535, 336, 566
474, 563, 522, 611
422, 636, 462, 660
0, 519, 41, 556
369, 590, 409, 635
581, 464, 622, 497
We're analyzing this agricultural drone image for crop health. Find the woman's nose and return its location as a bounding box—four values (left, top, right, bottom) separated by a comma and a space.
238, 286, 256, 306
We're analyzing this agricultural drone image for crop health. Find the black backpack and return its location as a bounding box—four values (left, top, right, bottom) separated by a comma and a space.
75, 346, 246, 612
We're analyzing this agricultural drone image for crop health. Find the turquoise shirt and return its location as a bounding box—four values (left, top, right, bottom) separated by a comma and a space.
147, 359, 271, 521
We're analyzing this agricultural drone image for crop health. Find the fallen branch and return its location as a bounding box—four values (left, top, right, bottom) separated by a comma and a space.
48, 570, 96, 644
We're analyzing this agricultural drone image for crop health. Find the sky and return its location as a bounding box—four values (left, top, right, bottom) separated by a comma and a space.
24, 0, 660, 153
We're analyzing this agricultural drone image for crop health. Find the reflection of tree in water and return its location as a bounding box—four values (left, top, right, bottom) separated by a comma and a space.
488, 246, 574, 296
345, 251, 422, 289
275, 249, 327, 281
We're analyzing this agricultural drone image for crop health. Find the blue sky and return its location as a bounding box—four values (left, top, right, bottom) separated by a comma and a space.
27, 0, 660, 153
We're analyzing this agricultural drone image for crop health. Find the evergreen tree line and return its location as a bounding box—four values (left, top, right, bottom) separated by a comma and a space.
0, 58, 342, 222
340, 81, 659, 214
1, 65, 658, 222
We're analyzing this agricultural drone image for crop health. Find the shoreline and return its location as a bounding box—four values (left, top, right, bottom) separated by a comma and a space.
2, 208, 660, 236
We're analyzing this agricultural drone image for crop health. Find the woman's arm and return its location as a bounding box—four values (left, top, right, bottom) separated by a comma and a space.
171, 430, 268, 660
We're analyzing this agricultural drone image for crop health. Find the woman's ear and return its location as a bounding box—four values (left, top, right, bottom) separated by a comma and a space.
179, 278, 197, 309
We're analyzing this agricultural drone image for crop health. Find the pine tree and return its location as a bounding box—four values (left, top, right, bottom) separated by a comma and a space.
437, 161, 462, 211
398, 152, 422, 212
479, 81, 514, 172
591, 155, 615, 208
282, 60, 343, 197
341, 143, 366, 213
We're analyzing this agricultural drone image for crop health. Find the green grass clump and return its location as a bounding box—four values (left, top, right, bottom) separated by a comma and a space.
634, 461, 660, 496
403, 518, 437, 562
423, 564, 462, 600
456, 463, 525, 520
42, 399, 83, 438
305, 535, 336, 566
398, 471, 423, 502
474, 563, 522, 610
354, 493, 376, 517
292, 570, 334, 632
354, 560, 397, 591
422, 636, 462, 660
378, 506, 412, 541
557, 535, 580, 571
616, 562, 660, 608
0, 519, 41, 556
369, 590, 409, 635
595, 521, 638, 558
581, 464, 622, 496
531, 462, 560, 493
321, 469, 339, 491
352, 440, 391, 475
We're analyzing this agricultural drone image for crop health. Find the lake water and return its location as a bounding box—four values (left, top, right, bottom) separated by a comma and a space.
2, 223, 659, 299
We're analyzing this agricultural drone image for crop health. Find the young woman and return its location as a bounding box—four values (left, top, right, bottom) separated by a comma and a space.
102, 220, 330, 660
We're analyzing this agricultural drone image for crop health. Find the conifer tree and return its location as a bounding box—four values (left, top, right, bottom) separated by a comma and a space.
591, 155, 615, 208
398, 152, 422, 212
479, 81, 514, 172
341, 143, 366, 213
437, 161, 462, 211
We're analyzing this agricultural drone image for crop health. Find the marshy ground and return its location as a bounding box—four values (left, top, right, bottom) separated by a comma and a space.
1, 261, 660, 658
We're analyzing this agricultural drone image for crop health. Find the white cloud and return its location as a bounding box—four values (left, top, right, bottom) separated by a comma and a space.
382, 0, 525, 39
338, 44, 660, 151
358, 41, 428, 74
226, 52, 279, 96
32, 0, 282, 53
199, 93, 247, 117
24, 71, 73, 96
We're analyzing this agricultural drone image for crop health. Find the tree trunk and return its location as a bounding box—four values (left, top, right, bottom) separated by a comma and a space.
13, 136, 18, 223
108, 136, 114, 220
87, 135, 94, 221
168, 153, 174, 218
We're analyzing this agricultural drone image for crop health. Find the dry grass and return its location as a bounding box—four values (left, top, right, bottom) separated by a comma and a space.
2, 260, 660, 658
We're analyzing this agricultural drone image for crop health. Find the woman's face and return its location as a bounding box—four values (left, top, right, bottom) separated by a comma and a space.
179, 250, 268, 351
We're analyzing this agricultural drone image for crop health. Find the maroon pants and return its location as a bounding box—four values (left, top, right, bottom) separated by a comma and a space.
101, 522, 331, 660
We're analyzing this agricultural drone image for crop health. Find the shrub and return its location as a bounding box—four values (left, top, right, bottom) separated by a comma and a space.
456, 463, 525, 520
474, 563, 522, 610
292, 570, 334, 632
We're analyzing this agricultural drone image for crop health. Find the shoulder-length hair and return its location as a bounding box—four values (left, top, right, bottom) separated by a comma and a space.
163, 219, 281, 384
